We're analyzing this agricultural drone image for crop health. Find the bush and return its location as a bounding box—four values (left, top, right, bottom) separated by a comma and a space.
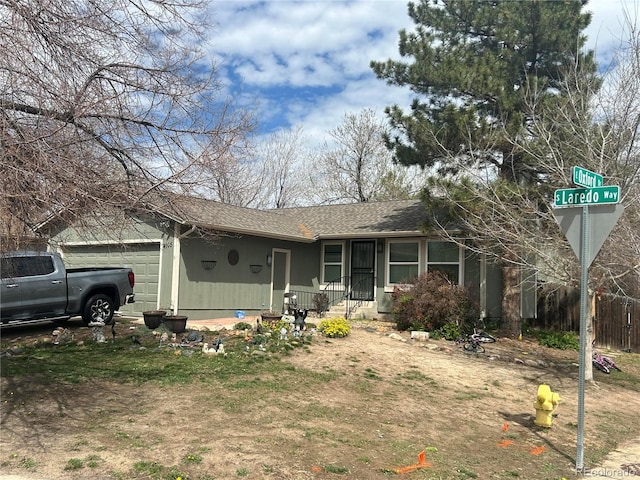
234, 321, 253, 331
436, 321, 462, 341
318, 317, 351, 338
391, 271, 476, 332
312, 293, 330, 316
535, 330, 580, 350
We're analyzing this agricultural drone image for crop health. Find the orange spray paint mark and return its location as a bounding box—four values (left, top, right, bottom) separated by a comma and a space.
394, 451, 432, 474
530, 446, 546, 455
497, 439, 514, 447
502, 422, 509, 432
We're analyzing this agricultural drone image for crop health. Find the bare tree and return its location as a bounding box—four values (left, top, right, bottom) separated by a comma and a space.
582, 10, 640, 298
0, 0, 254, 247
519, 12, 640, 298
251, 126, 309, 209
308, 109, 428, 204
175, 137, 265, 207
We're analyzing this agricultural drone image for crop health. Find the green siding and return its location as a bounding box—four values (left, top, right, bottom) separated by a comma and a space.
463, 250, 481, 309
45, 214, 506, 322
177, 236, 321, 319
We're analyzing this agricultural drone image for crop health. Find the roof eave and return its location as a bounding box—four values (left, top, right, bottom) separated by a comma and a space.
180, 222, 317, 243
317, 231, 421, 240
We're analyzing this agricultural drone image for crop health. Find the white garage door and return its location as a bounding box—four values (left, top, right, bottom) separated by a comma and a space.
61, 243, 160, 316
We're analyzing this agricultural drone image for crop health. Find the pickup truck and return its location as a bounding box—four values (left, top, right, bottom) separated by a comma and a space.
1, 251, 135, 326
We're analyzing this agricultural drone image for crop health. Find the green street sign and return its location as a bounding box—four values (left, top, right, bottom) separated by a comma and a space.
554, 186, 620, 207
572, 166, 603, 188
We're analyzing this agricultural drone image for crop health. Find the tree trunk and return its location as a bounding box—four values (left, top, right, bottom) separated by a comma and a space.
585, 293, 597, 381
585, 320, 593, 381
501, 263, 521, 337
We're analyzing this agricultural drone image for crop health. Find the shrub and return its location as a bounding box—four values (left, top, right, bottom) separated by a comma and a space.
318, 317, 351, 338
535, 330, 580, 350
234, 321, 253, 331
435, 321, 462, 341
312, 293, 330, 316
391, 271, 476, 332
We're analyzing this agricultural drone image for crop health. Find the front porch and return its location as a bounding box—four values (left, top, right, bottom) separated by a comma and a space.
285, 274, 381, 319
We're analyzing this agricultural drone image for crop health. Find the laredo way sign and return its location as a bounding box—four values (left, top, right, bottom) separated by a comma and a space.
554, 185, 620, 207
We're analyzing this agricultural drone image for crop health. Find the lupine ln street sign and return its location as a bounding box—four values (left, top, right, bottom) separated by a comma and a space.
572, 166, 603, 188
554, 185, 620, 207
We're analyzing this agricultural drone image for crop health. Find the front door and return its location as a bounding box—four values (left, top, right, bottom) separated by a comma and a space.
270, 249, 290, 313
350, 240, 375, 301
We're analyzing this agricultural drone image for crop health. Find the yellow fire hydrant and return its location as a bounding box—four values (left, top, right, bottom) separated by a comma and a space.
533, 384, 560, 427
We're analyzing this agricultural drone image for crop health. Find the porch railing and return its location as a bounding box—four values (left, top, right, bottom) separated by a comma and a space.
287, 274, 375, 319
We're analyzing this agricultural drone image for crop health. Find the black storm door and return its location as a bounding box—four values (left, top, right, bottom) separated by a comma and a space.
350, 240, 375, 301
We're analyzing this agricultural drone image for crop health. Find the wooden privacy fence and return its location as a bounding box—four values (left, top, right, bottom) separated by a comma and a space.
595, 295, 639, 353
535, 287, 640, 353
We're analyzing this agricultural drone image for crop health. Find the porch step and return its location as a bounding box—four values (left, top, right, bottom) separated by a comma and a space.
326, 301, 378, 319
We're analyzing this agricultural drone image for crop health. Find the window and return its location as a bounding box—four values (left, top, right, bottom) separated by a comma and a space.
322, 243, 343, 283
388, 241, 419, 284
427, 241, 461, 283
1, 255, 55, 278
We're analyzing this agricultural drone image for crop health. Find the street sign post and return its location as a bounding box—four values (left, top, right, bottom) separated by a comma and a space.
552, 167, 622, 474
572, 166, 603, 188
554, 185, 620, 207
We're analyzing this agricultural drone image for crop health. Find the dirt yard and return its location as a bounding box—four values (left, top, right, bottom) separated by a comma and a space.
1, 319, 638, 480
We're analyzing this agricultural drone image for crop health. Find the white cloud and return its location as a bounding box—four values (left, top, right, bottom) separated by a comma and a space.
584, 0, 634, 68
208, 0, 634, 145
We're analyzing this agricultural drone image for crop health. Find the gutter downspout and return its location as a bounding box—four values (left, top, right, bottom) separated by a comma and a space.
170, 224, 197, 315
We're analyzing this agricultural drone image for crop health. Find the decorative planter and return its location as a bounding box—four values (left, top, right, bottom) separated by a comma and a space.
142, 310, 166, 330
163, 315, 188, 333
261, 313, 282, 327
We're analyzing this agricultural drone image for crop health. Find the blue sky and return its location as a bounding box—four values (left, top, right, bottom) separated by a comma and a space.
207, 0, 635, 145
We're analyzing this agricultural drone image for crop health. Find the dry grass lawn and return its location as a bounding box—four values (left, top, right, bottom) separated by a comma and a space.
1, 318, 639, 480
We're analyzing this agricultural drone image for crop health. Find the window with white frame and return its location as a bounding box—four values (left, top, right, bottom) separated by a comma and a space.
427, 241, 461, 283
322, 242, 343, 283
388, 241, 419, 284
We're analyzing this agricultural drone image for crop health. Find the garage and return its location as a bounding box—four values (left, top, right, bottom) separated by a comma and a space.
61, 242, 161, 316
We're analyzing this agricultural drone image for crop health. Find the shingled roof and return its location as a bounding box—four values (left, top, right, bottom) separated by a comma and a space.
150, 194, 428, 242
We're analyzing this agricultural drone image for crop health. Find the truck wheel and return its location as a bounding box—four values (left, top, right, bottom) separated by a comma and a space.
83, 294, 115, 325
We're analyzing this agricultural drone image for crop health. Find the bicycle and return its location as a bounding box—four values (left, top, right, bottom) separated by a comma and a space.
592, 350, 622, 374
472, 319, 497, 343
456, 335, 486, 353
472, 330, 497, 343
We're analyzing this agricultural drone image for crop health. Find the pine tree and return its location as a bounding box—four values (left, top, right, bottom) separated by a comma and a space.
371, 0, 598, 335
372, 0, 596, 180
